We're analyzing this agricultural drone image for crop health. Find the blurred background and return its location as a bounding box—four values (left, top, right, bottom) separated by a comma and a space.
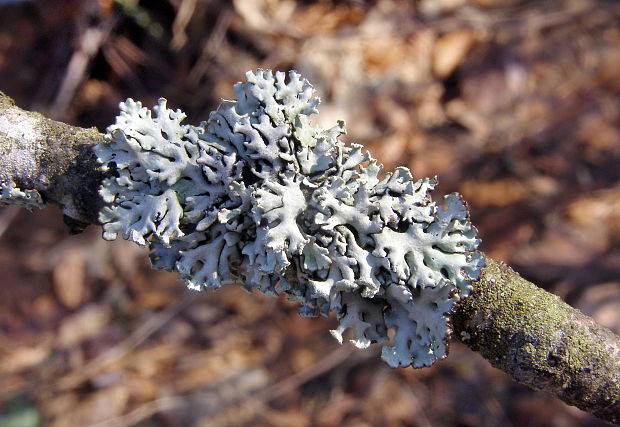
1, 0, 619, 425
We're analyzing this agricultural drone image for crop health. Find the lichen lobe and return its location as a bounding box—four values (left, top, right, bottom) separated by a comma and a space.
95, 69, 483, 368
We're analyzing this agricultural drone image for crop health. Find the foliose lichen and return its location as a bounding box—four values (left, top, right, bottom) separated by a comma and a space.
0, 181, 44, 210
95, 69, 483, 368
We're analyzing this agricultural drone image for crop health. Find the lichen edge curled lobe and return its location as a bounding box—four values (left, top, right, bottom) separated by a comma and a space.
94, 69, 483, 368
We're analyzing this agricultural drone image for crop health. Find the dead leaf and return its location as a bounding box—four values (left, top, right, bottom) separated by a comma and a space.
355, 373, 422, 426
50, 385, 129, 427
126, 374, 160, 402
233, 0, 296, 35
433, 30, 475, 79
409, 140, 457, 178
513, 225, 609, 269
126, 344, 180, 378
460, 179, 527, 208
419, 0, 466, 17
0, 335, 52, 373
565, 184, 620, 233
57, 305, 111, 348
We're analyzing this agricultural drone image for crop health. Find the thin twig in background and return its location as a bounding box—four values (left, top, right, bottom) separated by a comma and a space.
89, 346, 361, 427
88, 396, 188, 427
50, 16, 116, 120
188, 7, 233, 86
207, 345, 372, 426
56, 291, 199, 391
255, 345, 358, 404
101, 36, 148, 91
171, 0, 198, 50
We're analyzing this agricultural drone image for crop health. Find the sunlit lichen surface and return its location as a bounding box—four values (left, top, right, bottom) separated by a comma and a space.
95, 70, 483, 368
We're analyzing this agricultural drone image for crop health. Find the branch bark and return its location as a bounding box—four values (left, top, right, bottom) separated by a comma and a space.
452, 258, 620, 423
0, 91, 104, 232
1, 92, 619, 423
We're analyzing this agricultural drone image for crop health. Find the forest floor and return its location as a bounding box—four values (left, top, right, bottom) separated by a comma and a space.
0, 0, 619, 426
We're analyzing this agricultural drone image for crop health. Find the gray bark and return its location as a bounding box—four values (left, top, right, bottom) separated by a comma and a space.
0, 91, 104, 232
1, 91, 619, 423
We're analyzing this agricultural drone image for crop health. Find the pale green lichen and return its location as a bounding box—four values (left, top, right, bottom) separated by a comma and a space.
95, 69, 483, 368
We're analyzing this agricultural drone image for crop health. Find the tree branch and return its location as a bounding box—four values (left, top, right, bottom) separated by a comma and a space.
1, 92, 619, 423
0, 91, 104, 232
453, 258, 620, 423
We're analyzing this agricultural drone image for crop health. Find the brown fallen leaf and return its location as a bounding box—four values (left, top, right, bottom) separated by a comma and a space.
0, 334, 52, 374
50, 385, 129, 427
433, 29, 476, 79
57, 305, 112, 349
53, 247, 86, 309
565, 184, 620, 234
460, 178, 528, 208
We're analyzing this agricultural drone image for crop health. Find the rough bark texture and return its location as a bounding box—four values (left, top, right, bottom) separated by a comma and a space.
0, 91, 104, 231
1, 92, 619, 423
452, 257, 620, 424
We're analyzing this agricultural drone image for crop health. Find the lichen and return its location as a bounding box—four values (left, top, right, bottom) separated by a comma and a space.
0, 181, 44, 210
95, 69, 483, 368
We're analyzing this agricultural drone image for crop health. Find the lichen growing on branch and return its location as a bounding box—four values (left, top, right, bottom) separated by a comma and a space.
95, 69, 483, 368
0, 181, 44, 210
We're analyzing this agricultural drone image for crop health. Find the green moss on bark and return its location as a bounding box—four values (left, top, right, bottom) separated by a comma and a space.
452, 257, 620, 424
